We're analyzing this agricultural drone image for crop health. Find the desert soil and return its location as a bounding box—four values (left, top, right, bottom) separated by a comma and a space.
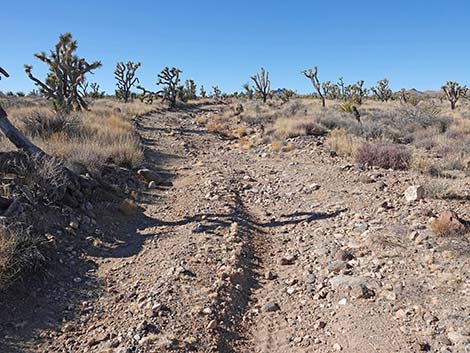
0, 103, 469, 353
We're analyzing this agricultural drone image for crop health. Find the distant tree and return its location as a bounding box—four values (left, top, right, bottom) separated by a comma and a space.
243, 82, 254, 100
251, 68, 271, 103
24, 33, 102, 113
158, 67, 182, 108
212, 85, 221, 99
89, 83, 105, 98
371, 78, 392, 102
115, 61, 141, 102
199, 85, 207, 98
442, 81, 467, 110
278, 89, 295, 104
302, 67, 325, 107
345, 80, 368, 105
183, 79, 197, 100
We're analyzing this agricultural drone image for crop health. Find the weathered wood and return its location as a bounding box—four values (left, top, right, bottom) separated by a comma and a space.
0, 106, 43, 154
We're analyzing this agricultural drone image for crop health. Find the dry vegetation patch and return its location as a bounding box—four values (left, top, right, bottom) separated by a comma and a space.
0, 98, 151, 171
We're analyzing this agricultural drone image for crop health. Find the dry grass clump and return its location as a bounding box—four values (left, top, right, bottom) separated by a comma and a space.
424, 178, 460, 199
325, 129, 365, 157
0, 97, 149, 171
206, 121, 228, 135
269, 140, 294, 152
0, 226, 46, 287
273, 117, 326, 138
356, 143, 411, 170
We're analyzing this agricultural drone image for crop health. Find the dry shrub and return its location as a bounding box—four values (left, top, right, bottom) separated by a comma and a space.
356, 143, 411, 170
2, 97, 147, 170
196, 115, 207, 125
206, 121, 228, 135
325, 129, 364, 156
0, 226, 46, 287
238, 137, 253, 150
273, 117, 326, 138
270, 140, 284, 152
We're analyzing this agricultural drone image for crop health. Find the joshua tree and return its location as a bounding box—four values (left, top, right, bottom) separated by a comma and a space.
371, 78, 393, 102
242, 83, 254, 100
24, 33, 102, 114
157, 67, 182, 108
212, 86, 221, 99
115, 61, 141, 102
442, 81, 467, 110
0, 67, 42, 153
322, 81, 341, 100
89, 83, 105, 99
78, 81, 89, 97
137, 86, 158, 104
183, 79, 197, 100
278, 89, 295, 104
199, 85, 207, 98
346, 80, 368, 105
302, 67, 325, 107
251, 68, 271, 103
337, 77, 346, 100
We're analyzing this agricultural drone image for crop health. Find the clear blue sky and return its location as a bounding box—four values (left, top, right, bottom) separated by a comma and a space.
2, 0, 470, 94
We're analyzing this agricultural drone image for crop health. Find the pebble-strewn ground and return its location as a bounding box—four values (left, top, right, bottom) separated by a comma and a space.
1, 103, 469, 353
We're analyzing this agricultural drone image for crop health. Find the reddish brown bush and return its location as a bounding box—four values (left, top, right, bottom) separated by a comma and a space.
356, 143, 411, 170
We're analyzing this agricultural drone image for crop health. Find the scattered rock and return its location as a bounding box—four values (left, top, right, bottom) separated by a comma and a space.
304, 273, 317, 284
334, 249, 353, 261
207, 319, 217, 330
137, 169, 165, 184
264, 302, 280, 312
431, 210, 467, 236
279, 255, 296, 265
119, 199, 138, 216
404, 185, 425, 202
265, 270, 275, 280
333, 343, 342, 351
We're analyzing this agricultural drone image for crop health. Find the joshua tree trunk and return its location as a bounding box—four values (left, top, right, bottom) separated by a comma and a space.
0, 106, 43, 153
0, 67, 42, 153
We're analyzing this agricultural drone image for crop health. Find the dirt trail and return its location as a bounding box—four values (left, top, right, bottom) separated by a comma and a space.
1, 103, 469, 352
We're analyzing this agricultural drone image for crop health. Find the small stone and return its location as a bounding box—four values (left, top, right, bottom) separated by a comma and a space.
404, 185, 425, 202
119, 199, 138, 216
314, 321, 326, 330
335, 249, 353, 261
264, 302, 280, 312
423, 312, 438, 325
207, 319, 217, 330
447, 331, 468, 345
333, 343, 342, 351
69, 221, 79, 230
279, 255, 296, 265
265, 270, 275, 280
308, 183, 321, 191
287, 286, 297, 295
431, 210, 466, 236
304, 273, 317, 284
338, 298, 347, 305
328, 260, 347, 273
351, 284, 375, 299
137, 168, 164, 184
395, 309, 406, 319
